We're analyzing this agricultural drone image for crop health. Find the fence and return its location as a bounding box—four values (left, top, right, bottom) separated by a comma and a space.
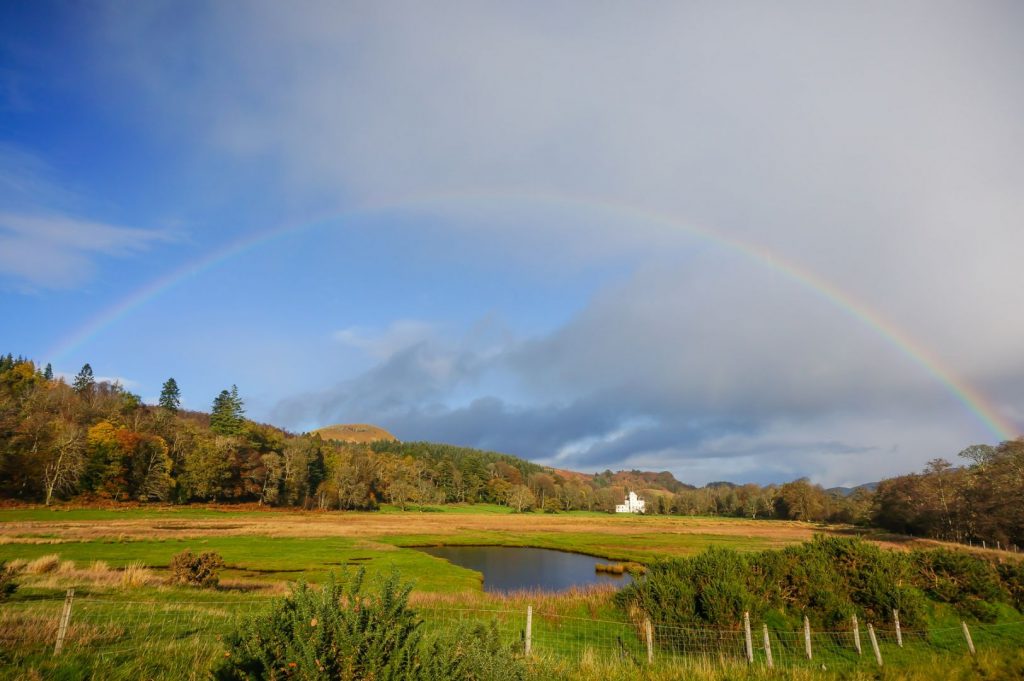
2, 592, 1023, 675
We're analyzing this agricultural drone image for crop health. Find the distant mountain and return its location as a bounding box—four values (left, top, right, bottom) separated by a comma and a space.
826, 482, 879, 497
313, 423, 398, 444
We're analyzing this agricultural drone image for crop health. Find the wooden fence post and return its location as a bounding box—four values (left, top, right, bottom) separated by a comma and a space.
867, 623, 883, 667
893, 609, 902, 648
525, 605, 532, 656
743, 612, 753, 664
762, 624, 773, 669
961, 621, 976, 655
803, 615, 812, 660
53, 588, 75, 655
852, 615, 862, 655
644, 617, 654, 664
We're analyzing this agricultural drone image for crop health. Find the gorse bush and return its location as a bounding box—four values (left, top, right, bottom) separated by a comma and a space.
169, 549, 225, 587
214, 568, 527, 681
914, 548, 1006, 621
617, 537, 1023, 637
419, 620, 527, 681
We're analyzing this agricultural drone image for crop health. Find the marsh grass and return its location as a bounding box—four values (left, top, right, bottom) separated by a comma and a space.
23, 554, 60, 574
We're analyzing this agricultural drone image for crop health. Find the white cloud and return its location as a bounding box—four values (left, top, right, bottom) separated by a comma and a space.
0, 212, 175, 289
333, 320, 437, 360
54, 371, 139, 390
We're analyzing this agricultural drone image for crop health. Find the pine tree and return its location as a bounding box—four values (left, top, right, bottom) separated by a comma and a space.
73, 363, 95, 394
210, 385, 245, 436
159, 377, 181, 413
43, 363, 54, 380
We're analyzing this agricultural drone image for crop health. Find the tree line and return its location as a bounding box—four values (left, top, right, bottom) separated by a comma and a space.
1, 353, 1019, 543
872, 440, 1024, 547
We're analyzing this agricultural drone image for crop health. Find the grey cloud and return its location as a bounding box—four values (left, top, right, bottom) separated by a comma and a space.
131, 2, 1021, 482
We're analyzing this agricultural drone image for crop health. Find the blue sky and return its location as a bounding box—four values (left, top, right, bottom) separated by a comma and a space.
2, 2, 1022, 486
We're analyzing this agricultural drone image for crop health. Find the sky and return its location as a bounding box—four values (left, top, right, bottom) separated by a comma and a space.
2, 1, 1022, 487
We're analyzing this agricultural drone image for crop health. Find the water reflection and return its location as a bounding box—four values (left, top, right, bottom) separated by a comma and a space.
417, 545, 633, 593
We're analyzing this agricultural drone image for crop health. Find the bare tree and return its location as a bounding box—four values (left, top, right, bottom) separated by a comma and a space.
44, 421, 83, 506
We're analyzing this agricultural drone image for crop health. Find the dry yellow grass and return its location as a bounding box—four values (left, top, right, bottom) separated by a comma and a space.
5, 557, 27, 572
0, 511, 823, 544
121, 561, 154, 589
1, 508, 992, 564
24, 554, 60, 574
0, 609, 126, 648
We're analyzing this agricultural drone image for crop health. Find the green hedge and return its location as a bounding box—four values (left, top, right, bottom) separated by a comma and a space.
617, 537, 1023, 633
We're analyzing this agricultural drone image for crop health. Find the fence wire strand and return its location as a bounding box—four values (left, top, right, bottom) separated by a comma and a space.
2, 595, 1022, 673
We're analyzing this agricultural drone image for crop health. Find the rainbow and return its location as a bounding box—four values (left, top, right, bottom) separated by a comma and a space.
45, 192, 1017, 441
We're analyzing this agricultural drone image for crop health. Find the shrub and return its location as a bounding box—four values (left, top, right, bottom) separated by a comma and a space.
214, 569, 526, 681
214, 569, 421, 680
914, 549, 1006, 622
617, 537, 929, 637
997, 561, 1024, 611
420, 620, 527, 681
170, 550, 225, 587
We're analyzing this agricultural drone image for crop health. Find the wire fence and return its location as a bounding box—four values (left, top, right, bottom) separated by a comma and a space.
2, 592, 1022, 674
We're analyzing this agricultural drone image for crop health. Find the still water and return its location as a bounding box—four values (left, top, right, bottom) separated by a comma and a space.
417, 545, 633, 593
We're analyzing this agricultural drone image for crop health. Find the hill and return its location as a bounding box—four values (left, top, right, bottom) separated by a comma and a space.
312, 423, 398, 443
826, 482, 879, 497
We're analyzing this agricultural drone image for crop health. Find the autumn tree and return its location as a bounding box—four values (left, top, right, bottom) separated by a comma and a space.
508, 484, 536, 513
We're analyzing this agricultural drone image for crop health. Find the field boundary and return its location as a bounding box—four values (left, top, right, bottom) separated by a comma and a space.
3, 592, 1022, 674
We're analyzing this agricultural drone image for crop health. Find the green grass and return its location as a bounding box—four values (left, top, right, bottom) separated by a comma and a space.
2, 507, 1021, 679
0, 536, 484, 594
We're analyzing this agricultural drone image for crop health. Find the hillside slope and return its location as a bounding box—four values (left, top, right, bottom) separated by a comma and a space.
313, 423, 398, 443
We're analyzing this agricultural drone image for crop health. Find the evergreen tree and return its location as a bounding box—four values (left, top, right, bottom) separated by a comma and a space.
43, 363, 54, 380
159, 377, 181, 413
210, 385, 245, 436
73, 363, 95, 394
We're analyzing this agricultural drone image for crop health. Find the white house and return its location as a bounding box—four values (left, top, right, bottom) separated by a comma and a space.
615, 491, 646, 513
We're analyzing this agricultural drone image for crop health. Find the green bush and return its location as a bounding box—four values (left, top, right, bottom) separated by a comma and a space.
214, 569, 527, 681
616, 537, 980, 637
915, 549, 1009, 622
420, 621, 527, 681
169, 549, 225, 587
998, 561, 1024, 611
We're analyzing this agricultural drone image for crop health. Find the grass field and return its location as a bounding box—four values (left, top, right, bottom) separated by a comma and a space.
0, 504, 825, 594
1, 505, 1020, 679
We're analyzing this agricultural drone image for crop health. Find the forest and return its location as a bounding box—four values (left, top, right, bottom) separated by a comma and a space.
1, 354, 1021, 546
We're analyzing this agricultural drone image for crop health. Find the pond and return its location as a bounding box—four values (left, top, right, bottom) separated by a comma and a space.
416, 545, 634, 593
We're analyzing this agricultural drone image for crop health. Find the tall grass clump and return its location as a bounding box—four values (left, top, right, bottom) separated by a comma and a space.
24, 553, 61, 574
121, 560, 154, 588
214, 568, 527, 681
618, 536, 1024, 638
0, 561, 17, 600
